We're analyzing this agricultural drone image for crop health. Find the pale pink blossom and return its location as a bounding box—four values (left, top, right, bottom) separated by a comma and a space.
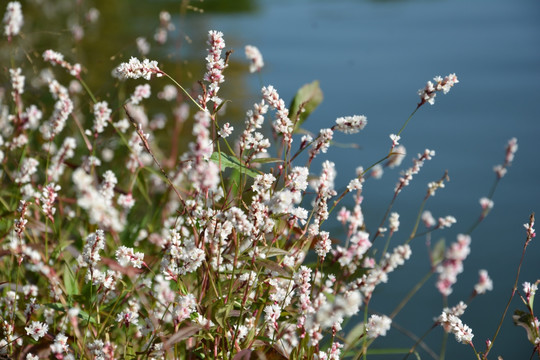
309, 128, 333, 163
9, 67, 24, 96
389, 133, 400, 148
438, 215, 457, 229
43, 49, 81, 77
262, 85, 293, 144
334, 115, 367, 134
218, 122, 233, 138
115, 57, 163, 80
199, 30, 227, 109
437, 303, 474, 344
92, 101, 111, 134
480, 197, 494, 211
50, 333, 69, 356
523, 281, 538, 304
245, 45, 264, 73
418, 73, 459, 106
422, 210, 436, 228
130, 84, 151, 105
436, 234, 471, 296
427, 180, 445, 197
366, 314, 392, 338
395, 149, 435, 194
40, 183, 61, 220
136, 37, 150, 55
25, 321, 48, 341
493, 138, 518, 179
474, 269, 493, 295
3, 2, 23, 40
389, 212, 400, 233
315, 231, 332, 259
387, 145, 406, 168
174, 293, 197, 323
115, 246, 144, 268
116, 309, 139, 327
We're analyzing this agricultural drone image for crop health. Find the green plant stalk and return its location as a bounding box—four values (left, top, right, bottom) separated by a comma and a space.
163, 72, 205, 113
482, 213, 534, 359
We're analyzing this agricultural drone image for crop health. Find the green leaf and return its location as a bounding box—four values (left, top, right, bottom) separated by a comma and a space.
135, 173, 152, 205
210, 152, 260, 178
289, 80, 323, 132
45, 302, 65, 312
344, 321, 366, 346
251, 157, 284, 164
431, 238, 446, 265
261, 246, 291, 258
212, 299, 234, 328
77, 309, 98, 324
63, 263, 79, 296
256, 259, 291, 277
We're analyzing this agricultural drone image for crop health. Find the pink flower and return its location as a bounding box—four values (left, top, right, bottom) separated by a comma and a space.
334, 115, 367, 134
245, 45, 264, 73
418, 73, 459, 106
116, 57, 163, 80
366, 314, 392, 338
25, 321, 48, 341
3, 2, 23, 40
474, 269, 493, 295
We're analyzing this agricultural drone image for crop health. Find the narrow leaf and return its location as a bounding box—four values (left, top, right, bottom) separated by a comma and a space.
63, 263, 79, 296
289, 80, 323, 132
210, 152, 260, 178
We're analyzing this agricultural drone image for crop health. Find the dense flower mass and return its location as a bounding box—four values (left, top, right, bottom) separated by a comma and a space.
0, 7, 531, 360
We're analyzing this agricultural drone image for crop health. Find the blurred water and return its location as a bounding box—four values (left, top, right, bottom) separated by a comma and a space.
184, 0, 540, 358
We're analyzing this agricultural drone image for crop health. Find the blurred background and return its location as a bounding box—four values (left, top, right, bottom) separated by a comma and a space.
7, 0, 540, 358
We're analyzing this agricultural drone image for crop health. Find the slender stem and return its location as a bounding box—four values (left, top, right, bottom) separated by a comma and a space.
163, 72, 206, 113
396, 105, 421, 138
391, 271, 434, 319
78, 77, 97, 104
406, 198, 428, 245
483, 213, 535, 358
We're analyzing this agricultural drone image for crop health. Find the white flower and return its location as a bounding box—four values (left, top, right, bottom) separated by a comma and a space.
334, 115, 367, 134
93, 101, 111, 133
115, 246, 144, 268
389, 133, 400, 147
3, 2, 23, 39
366, 314, 392, 338
474, 269, 493, 295
245, 45, 264, 73
218, 122, 233, 138
115, 57, 162, 80
389, 212, 400, 232
25, 321, 48, 341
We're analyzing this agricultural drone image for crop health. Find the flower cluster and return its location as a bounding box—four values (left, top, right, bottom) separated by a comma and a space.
43, 49, 82, 77
3, 1, 23, 40
115, 57, 163, 80
418, 73, 459, 106
437, 302, 474, 344
200, 30, 227, 109
245, 45, 264, 73
436, 234, 471, 296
